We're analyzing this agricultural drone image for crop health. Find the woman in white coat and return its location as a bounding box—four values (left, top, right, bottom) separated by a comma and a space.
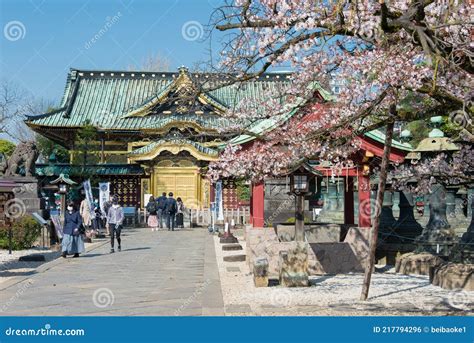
79, 197, 92, 229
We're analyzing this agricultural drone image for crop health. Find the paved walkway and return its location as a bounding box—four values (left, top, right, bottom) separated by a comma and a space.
0, 227, 224, 316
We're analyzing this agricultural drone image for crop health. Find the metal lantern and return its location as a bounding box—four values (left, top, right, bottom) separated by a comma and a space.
58, 183, 68, 194
290, 168, 311, 194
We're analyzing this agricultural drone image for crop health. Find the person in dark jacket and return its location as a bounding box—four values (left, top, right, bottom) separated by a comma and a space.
155, 192, 167, 229
146, 196, 158, 231
176, 197, 185, 229
62, 202, 85, 258
165, 192, 177, 231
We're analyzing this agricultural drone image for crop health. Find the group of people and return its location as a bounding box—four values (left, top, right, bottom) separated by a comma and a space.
61, 195, 124, 258
61, 192, 187, 258
146, 192, 186, 231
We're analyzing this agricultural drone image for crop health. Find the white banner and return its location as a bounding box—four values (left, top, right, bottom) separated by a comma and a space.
83, 179, 95, 217
215, 180, 224, 221
99, 182, 110, 216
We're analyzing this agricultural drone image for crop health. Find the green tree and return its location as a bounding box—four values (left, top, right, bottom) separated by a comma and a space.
0, 139, 16, 158
405, 120, 430, 147
72, 120, 99, 176
35, 135, 69, 163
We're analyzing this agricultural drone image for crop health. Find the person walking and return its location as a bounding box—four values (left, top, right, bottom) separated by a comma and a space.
155, 192, 167, 229
146, 196, 159, 231
176, 197, 185, 229
92, 198, 103, 234
103, 195, 114, 236
62, 202, 85, 258
106, 195, 124, 253
79, 197, 92, 231
165, 192, 177, 231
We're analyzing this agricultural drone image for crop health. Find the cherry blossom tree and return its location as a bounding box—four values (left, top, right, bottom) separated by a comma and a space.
206, 0, 473, 300
206, 0, 472, 182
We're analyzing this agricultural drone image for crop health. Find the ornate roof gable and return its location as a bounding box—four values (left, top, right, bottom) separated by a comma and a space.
123, 66, 228, 118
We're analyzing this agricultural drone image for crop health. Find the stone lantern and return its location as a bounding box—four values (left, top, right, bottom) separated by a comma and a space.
406, 116, 459, 256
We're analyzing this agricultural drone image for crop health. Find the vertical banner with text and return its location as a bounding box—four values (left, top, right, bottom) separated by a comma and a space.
215, 180, 224, 221
99, 182, 110, 216
83, 180, 95, 218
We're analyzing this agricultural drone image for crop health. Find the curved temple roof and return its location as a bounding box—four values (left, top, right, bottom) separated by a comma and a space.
25, 67, 292, 135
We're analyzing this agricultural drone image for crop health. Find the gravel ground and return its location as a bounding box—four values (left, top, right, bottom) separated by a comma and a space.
214, 234, 474, 316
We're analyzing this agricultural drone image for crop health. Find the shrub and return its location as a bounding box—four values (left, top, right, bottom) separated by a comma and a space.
285, 216, 312, 224
0, 216, 42, 250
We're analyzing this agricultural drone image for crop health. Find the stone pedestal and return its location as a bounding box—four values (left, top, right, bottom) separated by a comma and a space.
253, 258, 269, 287
391, 191, 423, 243
416, 184, 458, 255
378, 191, 396, 242
430, 263, 474, 291
395, 252, 444, 276
0, 177, 41, 222
460, 194, 474, 246
279, 242, 309, 287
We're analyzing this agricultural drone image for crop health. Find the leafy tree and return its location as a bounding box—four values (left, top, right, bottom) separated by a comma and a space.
35, 135, 69, 163
72, 120, 99, 175
0, 139, 16, 158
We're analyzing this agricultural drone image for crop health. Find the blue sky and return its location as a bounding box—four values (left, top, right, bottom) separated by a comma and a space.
0, 0, 225, 105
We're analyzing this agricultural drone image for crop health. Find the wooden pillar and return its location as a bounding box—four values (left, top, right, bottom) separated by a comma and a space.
358, 171, 371, 227
344, 176, 355, 225
251, 182, 265, 228
210, 183, 215, 204
100, 138, 105, 164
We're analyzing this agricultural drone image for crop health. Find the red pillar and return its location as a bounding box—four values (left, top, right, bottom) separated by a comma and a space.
358, 171, 371, 227
344, 176, 355, 225
250, 182, 265, 228
210, 183, 215, 204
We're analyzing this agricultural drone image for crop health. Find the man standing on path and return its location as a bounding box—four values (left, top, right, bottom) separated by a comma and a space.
165, 192, 177, 231
107, 195, 124, 253
155, 192, 167, 229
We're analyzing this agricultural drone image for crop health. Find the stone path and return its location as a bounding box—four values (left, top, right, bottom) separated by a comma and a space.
0, 227, 224, 316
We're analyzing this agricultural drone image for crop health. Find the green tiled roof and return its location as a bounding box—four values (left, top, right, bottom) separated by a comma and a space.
35, 164, 144, 176
26, 68, 292, 132
130, 138, 218, 157
222, 83, 334, 148
365, 130, 412, 151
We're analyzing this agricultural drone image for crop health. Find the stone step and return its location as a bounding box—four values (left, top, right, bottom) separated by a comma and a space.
220, 236, 238, 244
222, 244, 243, 251
223, 254, 246, 262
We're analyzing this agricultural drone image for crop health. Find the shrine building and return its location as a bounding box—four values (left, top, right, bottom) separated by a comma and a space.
25, 67, 296, 209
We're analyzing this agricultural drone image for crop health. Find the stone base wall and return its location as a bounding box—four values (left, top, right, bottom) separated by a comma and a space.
246, 226, 371, 277
395, 252, 444, 276
430, 263, 473, 291
275, 224, 341, 243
